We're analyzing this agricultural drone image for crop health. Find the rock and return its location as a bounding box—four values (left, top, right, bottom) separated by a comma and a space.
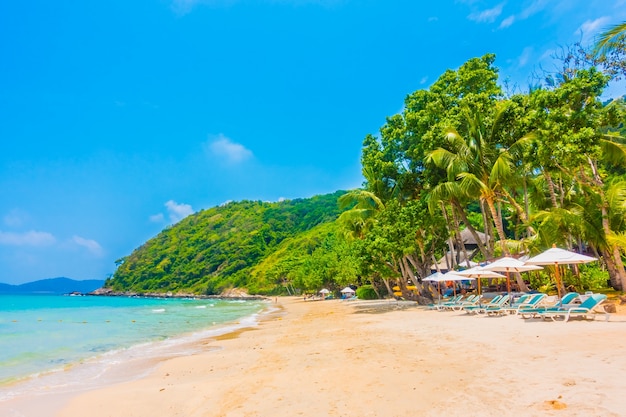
220, 288, 250, 298
619, 295, 626, 305
90, 287, 114, 295
603, 303, 617, 313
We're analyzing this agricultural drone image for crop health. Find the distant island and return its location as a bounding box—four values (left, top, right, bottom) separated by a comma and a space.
0, 277, 105, 295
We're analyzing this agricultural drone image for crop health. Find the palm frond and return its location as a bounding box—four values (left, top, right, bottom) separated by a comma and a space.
600, 138, 626, 167
457, 172, 485, 197
489, 152, 513, 186
338, 189, 385, 214
594, 21, 626, 56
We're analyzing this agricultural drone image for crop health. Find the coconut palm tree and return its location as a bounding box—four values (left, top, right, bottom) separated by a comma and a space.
426, 103, 514, 255
594, 21, 626, 57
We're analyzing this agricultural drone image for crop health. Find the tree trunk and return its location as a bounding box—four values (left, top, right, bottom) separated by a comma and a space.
382, 278, 393, 297
440, 202, 455, 270
480, 199, 496, 256
451, 199, 491, 259
484, 195, 510, 256
451, 205, 472, 268
544, 170, 559, 208
502, 187, 535, 237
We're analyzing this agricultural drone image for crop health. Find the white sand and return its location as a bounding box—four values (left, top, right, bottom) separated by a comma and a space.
3, 297, 626, 417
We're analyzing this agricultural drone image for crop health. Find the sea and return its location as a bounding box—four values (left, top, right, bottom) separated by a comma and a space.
0, 294, 271, 402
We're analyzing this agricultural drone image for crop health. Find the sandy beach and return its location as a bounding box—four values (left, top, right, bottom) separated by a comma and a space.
4, 296, 626, 417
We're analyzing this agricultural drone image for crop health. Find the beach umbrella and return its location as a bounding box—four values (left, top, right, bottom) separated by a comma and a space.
524, 247, 597, 299
422, 272, 447, 302
455, 266, 506, 294
482, 257, 543, 295
443, 271, 476, 296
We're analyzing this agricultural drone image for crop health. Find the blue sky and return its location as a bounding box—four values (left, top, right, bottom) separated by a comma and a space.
1, 0, 625, 284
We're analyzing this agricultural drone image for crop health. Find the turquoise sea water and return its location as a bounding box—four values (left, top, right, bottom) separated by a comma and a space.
0, 294, 269, 401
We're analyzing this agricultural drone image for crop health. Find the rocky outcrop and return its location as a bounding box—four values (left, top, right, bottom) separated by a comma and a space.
88, 287, 267, 300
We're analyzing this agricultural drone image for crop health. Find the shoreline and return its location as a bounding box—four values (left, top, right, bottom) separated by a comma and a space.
4, 297, 626, 416
0, 300, 279, 416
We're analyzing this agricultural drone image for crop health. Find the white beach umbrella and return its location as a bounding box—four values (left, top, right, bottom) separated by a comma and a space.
340, 287, 355, 294
456, 266, 506, 294
422, 271, 447, 302
319, 288, 330, 294
422, 271, 447, 282
443, 271, 476, 296
482, 257, 543, 295
525, 247, 597, 298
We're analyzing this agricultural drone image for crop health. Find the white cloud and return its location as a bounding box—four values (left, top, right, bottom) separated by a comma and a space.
72, 236, 104, 257
206, 134, 253, 164
3, 209, 29, 228
165, 200, 194, 223
149, 213, 165, 223
499, 15, 515, 29
468, 3, 504, 23
0, 230, 56, 246
420, 76, 429, 84
518, 46, 534, 67
519, 0, 548, 19
576, 17, 611, 44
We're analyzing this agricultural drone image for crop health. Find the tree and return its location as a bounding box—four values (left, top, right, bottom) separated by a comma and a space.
526, 68, 626, 290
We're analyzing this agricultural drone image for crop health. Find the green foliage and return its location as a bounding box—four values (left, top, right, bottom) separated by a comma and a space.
107, 191, 348, 295
577, 264, 611, 290
356, 285, 378, 300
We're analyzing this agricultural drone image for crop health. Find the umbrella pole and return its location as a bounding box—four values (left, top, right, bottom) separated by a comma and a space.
438, 282, 441, 303
477, 277, 481, 295
506, 269, 511, 295
555, 263, 562, 299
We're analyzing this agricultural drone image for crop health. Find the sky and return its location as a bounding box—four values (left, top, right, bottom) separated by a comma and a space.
1, 0, 625, 284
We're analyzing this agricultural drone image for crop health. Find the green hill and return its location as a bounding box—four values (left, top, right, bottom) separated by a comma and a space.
105, 191, 347, 295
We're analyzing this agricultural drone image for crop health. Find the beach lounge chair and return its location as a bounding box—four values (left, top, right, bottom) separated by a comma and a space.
436, 294, 473, 311
518, 292, 579, 319
449, 294, 483, 311
536, 294, 609, 322
464, 294, 509, 315
480, 294, 530, 316
428, 294, 463, 310
494, 293, 547, 316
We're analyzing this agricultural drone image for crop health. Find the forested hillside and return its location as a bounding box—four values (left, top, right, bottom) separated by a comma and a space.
105, 191, 347, 295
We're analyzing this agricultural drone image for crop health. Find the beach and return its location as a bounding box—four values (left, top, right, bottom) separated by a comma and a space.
5, 296, 626, 417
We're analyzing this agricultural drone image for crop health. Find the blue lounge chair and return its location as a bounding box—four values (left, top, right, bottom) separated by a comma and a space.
482, 294, 533, 316
449, 294, 483, 311
437, 294, 476, 311
518, 292, 579, 319
536, 294, 608, 322
428, 294, 463, 310
465, 294, 510, 315
496, 293, 547, 316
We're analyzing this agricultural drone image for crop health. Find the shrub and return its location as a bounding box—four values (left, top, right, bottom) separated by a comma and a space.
356, 285, 378, 300
576, 263, 610, 290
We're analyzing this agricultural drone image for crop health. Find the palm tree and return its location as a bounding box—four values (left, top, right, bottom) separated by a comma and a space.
337, 189, 385, 240
594, 21, 626, 57
426, 103, 513, 256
